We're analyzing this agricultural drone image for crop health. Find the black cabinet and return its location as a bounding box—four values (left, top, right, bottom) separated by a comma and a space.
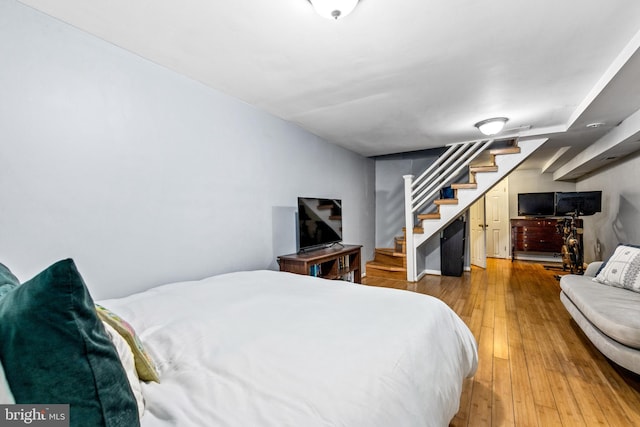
441, 218, 466, 276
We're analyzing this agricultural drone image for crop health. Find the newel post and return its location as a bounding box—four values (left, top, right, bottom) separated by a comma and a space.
403, 175, 416, 282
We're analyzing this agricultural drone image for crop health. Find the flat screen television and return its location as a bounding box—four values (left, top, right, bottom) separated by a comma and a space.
297, 197, 342, 252
517, 192, 555, 217
555, 191, 602, 216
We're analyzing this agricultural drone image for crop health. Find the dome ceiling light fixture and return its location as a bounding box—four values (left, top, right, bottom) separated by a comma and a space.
474, 117, 509, 136
307, 0, 360, 20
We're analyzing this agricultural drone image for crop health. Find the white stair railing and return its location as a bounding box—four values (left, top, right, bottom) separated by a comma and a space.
403, 139, 494, 281
402, 137, 548, 281
411, 140, 494, 213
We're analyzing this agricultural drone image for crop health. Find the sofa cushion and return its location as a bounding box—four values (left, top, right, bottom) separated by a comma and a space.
583, 261, 603, 278
560, 292, 640, 374
594, 244, 640, 292
561, 276, 640, 349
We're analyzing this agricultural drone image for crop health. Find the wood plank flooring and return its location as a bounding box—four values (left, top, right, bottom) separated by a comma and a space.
362, 258, 640, 427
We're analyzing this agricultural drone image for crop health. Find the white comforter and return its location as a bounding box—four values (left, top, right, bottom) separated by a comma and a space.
99, 270, 477, 427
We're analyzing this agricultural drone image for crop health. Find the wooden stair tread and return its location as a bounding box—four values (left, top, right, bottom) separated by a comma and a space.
373, 247, 406, 268
366, 261, 406, 272
376, 248, 406, 257
451, 183, 477, 190
418, 212, 441, 220
489, 146, 521, 155
470, 165, 498, 173
434, 198, 458, 205
402, 226, 424, 234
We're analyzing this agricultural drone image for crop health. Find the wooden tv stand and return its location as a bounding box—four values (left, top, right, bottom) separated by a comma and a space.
277, 244, 362, 283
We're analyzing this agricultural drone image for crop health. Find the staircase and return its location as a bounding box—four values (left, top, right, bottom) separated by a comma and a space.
366, 137, 548, 281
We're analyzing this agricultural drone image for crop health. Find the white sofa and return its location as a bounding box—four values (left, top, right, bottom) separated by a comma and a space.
560, 259, 640, 374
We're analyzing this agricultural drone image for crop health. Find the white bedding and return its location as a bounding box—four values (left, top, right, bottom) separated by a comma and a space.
99, 270, 477, 427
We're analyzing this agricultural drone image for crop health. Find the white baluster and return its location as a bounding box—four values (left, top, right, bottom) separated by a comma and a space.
403, 174, 416, 281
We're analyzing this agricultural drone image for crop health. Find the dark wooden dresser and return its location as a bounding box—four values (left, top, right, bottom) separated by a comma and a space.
511, 218, 582, 260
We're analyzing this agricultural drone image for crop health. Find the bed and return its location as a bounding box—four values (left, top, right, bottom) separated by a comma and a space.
0, 260, 477, 427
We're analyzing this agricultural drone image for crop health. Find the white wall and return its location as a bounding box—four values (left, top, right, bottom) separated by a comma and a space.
577, 152, 640, 263
0, 1, 375, 299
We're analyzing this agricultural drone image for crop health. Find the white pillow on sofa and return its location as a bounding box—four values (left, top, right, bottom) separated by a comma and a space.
594, 244, 640, 292
0, 360, 15, 404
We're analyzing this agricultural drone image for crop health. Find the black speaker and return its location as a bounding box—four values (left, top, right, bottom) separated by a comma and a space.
441, 218, 465, 276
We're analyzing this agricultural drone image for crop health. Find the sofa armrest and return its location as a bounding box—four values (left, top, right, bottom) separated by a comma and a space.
584, 261, 603, 277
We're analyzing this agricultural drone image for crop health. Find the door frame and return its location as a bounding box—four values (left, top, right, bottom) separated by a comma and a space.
470, 196, 487, 268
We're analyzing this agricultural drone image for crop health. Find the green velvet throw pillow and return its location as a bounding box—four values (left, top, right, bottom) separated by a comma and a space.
0, 262, 19, 298
0, 259, 140, 427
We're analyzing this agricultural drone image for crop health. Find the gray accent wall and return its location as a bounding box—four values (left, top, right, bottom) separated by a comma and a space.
0, 1, 375, 299
577, 151, 640, 263
374, 149, 444, 248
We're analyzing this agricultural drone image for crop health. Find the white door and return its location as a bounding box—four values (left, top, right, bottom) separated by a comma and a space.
470, 197, 487, 268
485, 177, 510, 259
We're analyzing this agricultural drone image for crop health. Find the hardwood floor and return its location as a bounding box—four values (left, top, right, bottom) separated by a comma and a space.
362, 258, 640, 426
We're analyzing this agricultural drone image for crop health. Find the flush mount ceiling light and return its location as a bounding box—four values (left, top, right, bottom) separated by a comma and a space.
474, 117, 509, 136
308, 0, 360, 20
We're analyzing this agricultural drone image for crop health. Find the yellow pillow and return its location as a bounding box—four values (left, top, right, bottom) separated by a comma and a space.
95, 304, 160, 383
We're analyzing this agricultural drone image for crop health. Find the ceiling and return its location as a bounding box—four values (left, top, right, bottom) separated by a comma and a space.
18, 0, 640, 176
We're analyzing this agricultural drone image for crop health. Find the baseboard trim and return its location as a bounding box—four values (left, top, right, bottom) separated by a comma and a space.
418, 269, 442, 279
415, 266, 472, 280
513, 253, 563, 263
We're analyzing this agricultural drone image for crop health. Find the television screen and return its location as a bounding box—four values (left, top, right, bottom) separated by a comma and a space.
517, 192, 555, 217
555, 191, 602, 216
297, 197, 343, 252
298, 197, 342, 252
